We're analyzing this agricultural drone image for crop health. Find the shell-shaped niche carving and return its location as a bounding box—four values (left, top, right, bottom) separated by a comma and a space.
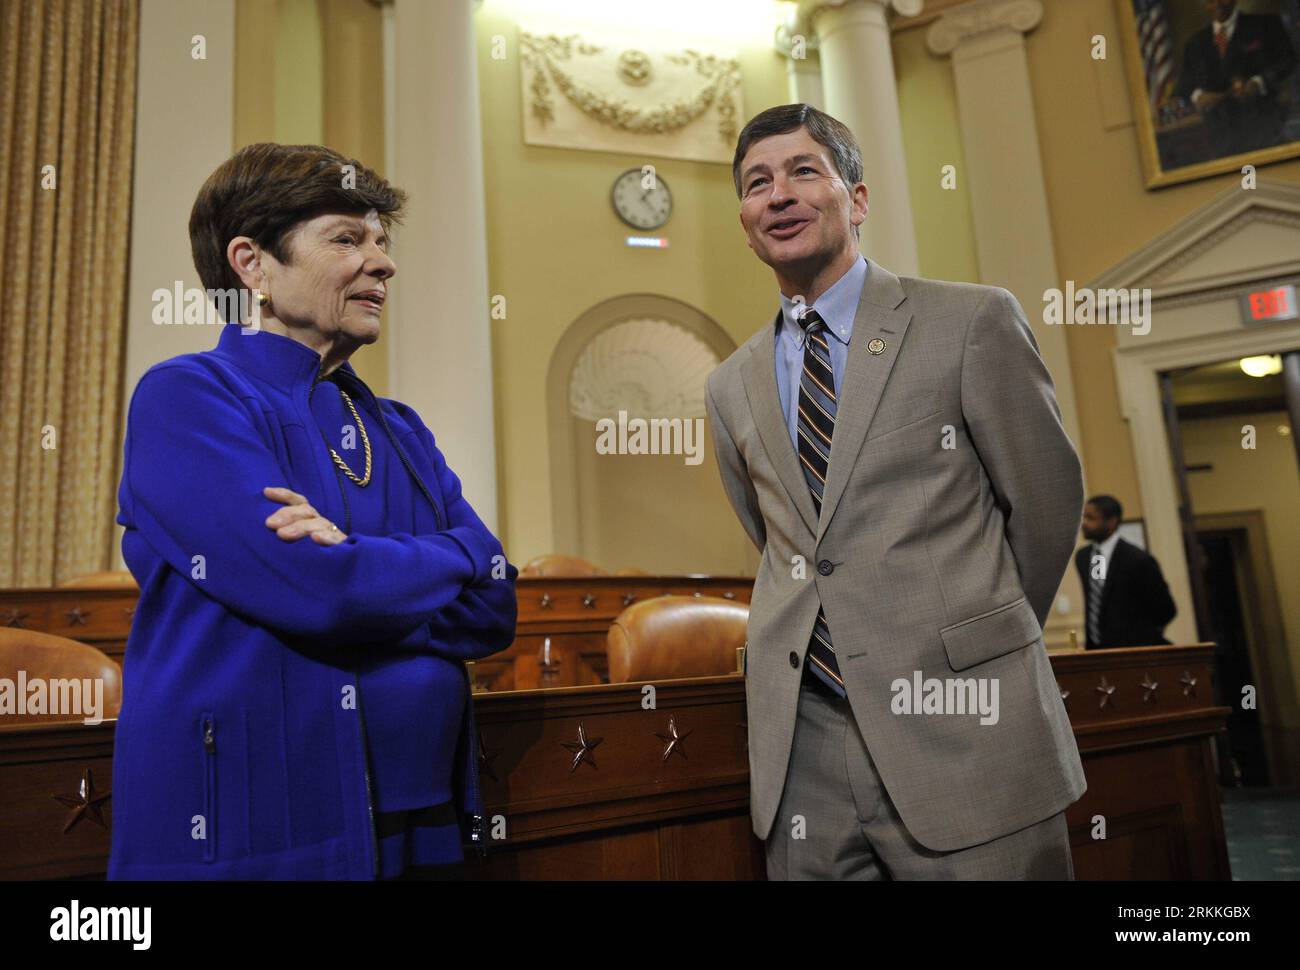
569, 318, 719, 421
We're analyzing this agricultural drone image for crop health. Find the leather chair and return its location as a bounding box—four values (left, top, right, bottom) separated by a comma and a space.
521, 554, 607, 577
57, 570, 138, 590
607, 595, 748, 683
0, 628, 123, 724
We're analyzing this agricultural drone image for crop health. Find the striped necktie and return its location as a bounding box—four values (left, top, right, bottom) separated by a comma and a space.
795, 309, 847, 698
1087, 544, 1105, 647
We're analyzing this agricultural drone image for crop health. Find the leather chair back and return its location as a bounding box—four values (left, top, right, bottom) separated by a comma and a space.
0, 628, 123, 724
57, 570, 138, 590
521, 554, 607, 577
607, 595, 747, 683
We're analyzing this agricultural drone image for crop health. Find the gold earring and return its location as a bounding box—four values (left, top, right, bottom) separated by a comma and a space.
255, 289, 270, 307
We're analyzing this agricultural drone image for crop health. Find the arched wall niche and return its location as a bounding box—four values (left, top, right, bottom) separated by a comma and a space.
545, 293, 756, 576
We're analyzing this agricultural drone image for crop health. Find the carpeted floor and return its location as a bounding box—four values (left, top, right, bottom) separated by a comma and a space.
1220, 787, 1300, 881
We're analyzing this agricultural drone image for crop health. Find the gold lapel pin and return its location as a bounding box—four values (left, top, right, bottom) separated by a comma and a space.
867, 338, 886, 355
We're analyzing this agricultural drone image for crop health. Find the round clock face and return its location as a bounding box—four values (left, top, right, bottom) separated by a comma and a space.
611, 168, 672, 231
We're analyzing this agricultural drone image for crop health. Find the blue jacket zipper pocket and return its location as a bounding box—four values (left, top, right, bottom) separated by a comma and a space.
201, 713, 217, 863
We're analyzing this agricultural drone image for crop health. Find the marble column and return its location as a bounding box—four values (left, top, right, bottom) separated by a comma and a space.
928, 0, 1086, 648
796, 0, 922, 277
385, 0, 499, 529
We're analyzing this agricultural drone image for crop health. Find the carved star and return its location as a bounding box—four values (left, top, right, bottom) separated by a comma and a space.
1179, 670, 1198, 697
478, 732, 501, 782
582, 593, 596, 608
1058, 685, 1071, 705
539, 593, 553, 609
3, 608, 29, 628
722, 591, 736, 600
560, 724, 603, 773
622, 593, 637, 607
52, 768, 112, 834
1140, 675, 1159, 701
1095, 675, 1116, 709
655, 716, 693, 761
123, 606, 136, 620
65, 606, 89, 626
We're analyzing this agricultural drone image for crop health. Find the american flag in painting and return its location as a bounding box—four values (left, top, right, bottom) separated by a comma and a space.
1133, 0, 1176, 108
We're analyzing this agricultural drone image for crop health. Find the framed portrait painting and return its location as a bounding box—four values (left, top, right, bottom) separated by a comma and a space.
1119, 0, 1300, 187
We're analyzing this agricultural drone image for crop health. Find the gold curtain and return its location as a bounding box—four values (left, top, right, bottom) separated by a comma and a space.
0, 0, 138, 587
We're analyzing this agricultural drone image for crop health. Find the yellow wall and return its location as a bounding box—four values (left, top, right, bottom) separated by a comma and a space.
573, 417, 753, 575
233, 0, 389, 394
224, 0, 1300, 575
473, 6, 791, 565
274, 0, 323, 144
894, 25, 980, 285
1014, 0, 1300, 515
121, 0, 238, 528
480, 0, 1300, 566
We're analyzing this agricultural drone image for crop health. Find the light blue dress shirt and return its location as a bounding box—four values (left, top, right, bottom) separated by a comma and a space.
774, 256, 869, 450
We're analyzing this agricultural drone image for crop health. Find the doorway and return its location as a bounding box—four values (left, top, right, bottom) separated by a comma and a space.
1161, 356, 1300, 787
1193, 521, 1272, 786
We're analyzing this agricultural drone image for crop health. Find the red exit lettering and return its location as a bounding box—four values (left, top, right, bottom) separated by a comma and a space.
1249, 288, 1293, 320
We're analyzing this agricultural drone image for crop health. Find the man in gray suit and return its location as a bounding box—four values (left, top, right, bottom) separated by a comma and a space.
705, 104, 1086, 879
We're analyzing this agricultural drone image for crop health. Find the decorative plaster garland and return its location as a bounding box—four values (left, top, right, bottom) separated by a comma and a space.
520, 30, 742, 162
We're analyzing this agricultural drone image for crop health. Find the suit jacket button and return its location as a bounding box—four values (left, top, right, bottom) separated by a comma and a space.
818, 560, 834, 575
789, 651, 799, 669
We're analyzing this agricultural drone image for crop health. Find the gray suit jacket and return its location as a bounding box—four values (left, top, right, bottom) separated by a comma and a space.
705, 260, 1086, 851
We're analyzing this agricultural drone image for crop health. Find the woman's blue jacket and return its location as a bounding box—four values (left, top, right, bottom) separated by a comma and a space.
109, 322, 517, 879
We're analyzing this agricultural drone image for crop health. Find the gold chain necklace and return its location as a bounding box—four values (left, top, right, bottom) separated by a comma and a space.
329, 387, 372, 487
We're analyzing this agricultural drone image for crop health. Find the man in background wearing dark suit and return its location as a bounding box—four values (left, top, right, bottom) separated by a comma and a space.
1174, 0, 1298, 156
1074, 495, 1178, 649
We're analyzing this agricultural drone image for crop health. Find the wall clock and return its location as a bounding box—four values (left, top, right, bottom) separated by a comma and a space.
611, 168, 673, 231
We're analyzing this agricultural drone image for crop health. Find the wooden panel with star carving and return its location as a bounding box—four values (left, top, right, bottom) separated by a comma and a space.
0, 588, 135, 663
466, 674, 762, 879
1053, 643, 1232, 880
0, 644, 1230, 880
0, 721, 115, 879
1052, 643, 1224, 738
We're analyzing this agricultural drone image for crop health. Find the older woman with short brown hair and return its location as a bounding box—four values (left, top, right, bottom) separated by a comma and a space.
110, 143, 516, 880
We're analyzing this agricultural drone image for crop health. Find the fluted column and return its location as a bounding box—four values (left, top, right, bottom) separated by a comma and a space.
386, 0, 498, 529
796, 0, 922, 276
928, 0, 1085, 648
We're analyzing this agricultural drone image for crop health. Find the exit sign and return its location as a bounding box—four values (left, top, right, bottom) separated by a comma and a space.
1239, 284, 1298, 325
